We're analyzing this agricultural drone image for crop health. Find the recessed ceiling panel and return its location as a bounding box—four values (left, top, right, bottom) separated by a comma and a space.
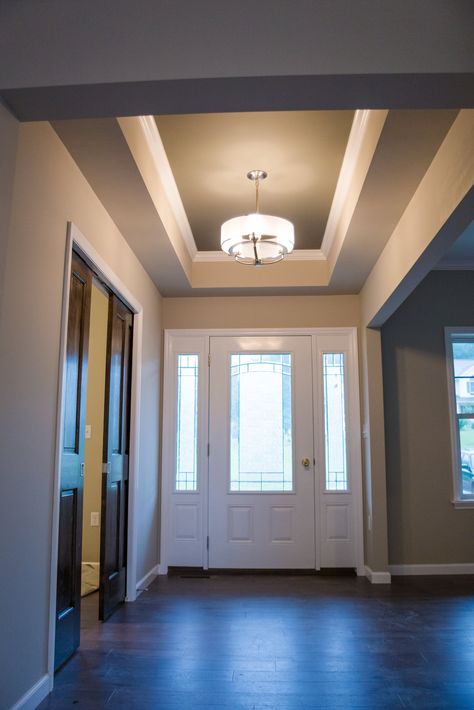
155, 111, 354, 251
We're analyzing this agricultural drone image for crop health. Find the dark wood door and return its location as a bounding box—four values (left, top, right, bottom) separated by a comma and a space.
99, 294, 133, 621
55, 251, 92, 670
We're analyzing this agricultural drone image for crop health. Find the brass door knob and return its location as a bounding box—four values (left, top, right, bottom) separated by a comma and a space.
301, 457, 311, 468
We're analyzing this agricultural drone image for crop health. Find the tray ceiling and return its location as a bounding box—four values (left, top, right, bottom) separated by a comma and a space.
155, 111, 354, 251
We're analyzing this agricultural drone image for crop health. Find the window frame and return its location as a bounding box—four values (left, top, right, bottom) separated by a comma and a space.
175, 353, 200, 493
228, 351, 295, 494
445, 327, 474, 508
322, 351, 349, 492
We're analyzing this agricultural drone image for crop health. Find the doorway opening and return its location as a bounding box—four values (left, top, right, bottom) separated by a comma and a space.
80, 279, 108, 620
53, 228, 138, 674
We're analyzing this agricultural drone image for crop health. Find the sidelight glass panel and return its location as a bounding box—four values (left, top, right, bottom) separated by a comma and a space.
451, 338, 474, 498
323, 353, 348, 491
230, 353, 292, 492
176, 354, 198, 491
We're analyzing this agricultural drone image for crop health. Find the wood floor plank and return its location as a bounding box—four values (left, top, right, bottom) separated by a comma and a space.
38, 574, 474, 709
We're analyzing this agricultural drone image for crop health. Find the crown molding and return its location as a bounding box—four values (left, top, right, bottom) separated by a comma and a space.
321, 109, 383, 258
138, 110, 384, 268
138, 115, 197, 258
192, 249, 326, 263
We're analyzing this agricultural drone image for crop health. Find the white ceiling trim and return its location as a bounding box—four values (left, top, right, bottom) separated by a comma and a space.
138, 115, 197, 258
193, 249, 326, 263
321, 109, 382, 258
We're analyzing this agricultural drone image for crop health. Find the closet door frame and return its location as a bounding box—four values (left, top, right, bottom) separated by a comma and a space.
48, 222, 144, 687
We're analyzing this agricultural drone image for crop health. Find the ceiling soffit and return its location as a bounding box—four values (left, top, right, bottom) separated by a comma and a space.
53, 109, 469, 296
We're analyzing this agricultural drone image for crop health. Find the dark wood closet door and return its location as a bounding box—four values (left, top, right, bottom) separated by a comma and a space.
99, 294, 133, 621
55, 251, 92, 670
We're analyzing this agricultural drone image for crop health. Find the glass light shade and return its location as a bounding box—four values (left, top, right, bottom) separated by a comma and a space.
221, 213, 295, 265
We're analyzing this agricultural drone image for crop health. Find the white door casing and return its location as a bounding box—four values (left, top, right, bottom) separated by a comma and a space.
161, 329, 364, 574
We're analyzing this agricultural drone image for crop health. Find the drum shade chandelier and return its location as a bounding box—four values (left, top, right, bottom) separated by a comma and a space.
220, 170, 295, 265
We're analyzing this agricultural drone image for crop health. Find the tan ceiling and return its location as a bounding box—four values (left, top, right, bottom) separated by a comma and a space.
155, 111, 354, 251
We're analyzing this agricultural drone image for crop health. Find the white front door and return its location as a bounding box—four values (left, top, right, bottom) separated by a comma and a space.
208, 336, 315, 568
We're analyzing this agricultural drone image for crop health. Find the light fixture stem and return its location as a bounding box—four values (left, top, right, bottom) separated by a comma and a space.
255, 176, 260, 213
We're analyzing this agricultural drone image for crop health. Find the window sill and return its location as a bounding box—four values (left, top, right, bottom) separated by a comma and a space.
452, 499, 474, 509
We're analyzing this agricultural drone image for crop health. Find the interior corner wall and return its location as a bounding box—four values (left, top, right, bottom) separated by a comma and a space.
359, 327, 390, 573
382, 270, 474, 565
0, 121, 162, 710
0, 100, 19, 317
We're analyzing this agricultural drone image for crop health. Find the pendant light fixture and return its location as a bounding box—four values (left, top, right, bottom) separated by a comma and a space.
220, 170, 295, 265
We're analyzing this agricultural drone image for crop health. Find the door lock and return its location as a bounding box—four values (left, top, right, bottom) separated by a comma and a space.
301, 457, 311, 468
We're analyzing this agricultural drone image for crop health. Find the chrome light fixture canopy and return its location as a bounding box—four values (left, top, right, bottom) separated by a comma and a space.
221, 170, 295, 265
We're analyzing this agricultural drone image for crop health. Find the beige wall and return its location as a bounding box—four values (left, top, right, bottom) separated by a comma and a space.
163, 295, 360, 330
82, 284, 109, 564
360, 110, 474, 328
0, 120, 162, 710
360, 328, 390, 573
382, 270, 474, 565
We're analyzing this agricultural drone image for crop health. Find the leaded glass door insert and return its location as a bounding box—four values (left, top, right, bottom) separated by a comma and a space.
230, 353, 293, 492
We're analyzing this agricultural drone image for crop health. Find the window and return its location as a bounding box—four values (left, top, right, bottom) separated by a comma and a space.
323, 353, 348, 491
230, 353, 293, 492
446, 330, 474, 502
175, 354, 198, 491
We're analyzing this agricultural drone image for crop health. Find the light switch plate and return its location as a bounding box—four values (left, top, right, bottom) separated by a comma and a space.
85, 424, 92, 439
90, 511, 100, 527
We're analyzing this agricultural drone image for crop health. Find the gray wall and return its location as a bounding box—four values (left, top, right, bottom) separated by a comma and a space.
382, 270, 474, 565
0, 100, 18, 315
1, 0, 471, 89
0, 121, 162, 709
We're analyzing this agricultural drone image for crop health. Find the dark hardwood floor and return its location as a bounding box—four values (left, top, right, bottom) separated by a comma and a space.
39, 574, 474, 709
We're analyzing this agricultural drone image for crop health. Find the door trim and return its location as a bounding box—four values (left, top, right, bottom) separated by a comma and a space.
161, 328, 364, 576
48, 222, 144, 686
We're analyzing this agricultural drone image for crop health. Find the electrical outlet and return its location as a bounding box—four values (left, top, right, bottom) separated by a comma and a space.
85, 424, 92, 439
90, 511, 100, 527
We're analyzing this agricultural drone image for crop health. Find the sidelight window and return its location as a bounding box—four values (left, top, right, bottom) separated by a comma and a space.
323, 353, 348, 491
175, 354, 199, 491
446, 330, 474, 502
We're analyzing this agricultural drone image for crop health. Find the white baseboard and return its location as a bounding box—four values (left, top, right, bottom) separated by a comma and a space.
389, 563, 474, 576
136, 564, 159, 593
158, 563, 168, 575
10, 673, 50, 710
365, 565, 391, 584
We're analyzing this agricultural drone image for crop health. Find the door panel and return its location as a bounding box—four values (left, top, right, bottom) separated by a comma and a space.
99, 294, 133, 621
208, 336, 315, 569
55, 251, 91, 670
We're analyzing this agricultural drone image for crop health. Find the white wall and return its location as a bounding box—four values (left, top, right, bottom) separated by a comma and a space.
0, 120, 162, 710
